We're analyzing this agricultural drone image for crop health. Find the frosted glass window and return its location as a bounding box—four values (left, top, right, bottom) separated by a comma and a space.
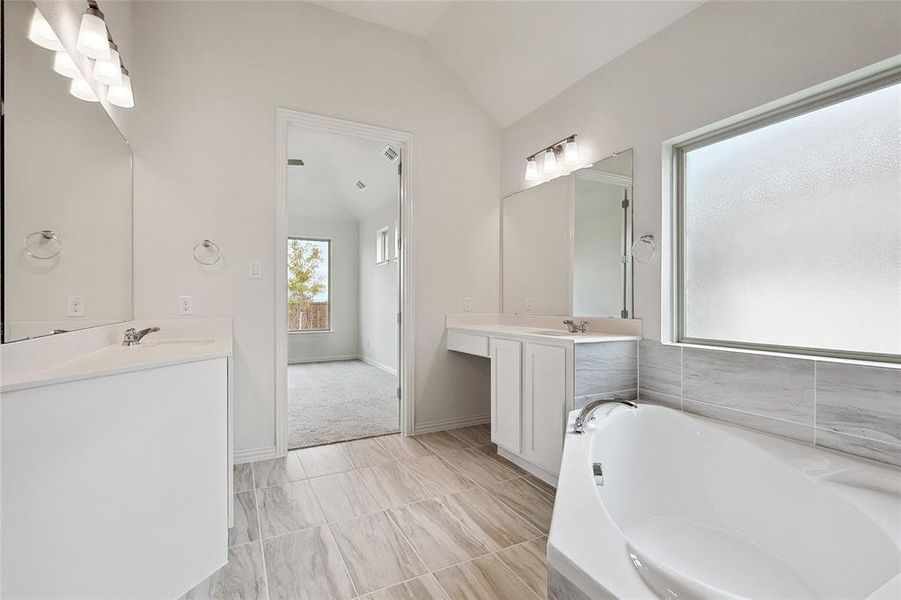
679, 79, 900, 358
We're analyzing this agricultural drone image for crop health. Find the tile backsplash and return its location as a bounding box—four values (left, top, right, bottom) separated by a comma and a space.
638, 340, 901, 467
574, 341, 637, 409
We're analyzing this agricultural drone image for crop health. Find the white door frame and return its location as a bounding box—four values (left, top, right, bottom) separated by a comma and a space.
274, 108, 415, 456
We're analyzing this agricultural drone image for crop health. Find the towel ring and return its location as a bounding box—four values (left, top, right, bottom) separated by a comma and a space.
630, 234, 657, 264
24, 230, 62, 260
193, 239, 222, 266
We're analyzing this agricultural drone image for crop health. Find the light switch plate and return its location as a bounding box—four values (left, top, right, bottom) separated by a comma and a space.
463, 297, 472, 312
178, 295, 194, 316
249, 261, 262, 279
525, 296, 533, 312
67, 295, 84, 317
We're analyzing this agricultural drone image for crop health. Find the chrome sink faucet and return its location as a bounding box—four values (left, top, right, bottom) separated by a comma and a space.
563, 319, 590, 333
573, 397, 638, 433
122, 327, 160, 346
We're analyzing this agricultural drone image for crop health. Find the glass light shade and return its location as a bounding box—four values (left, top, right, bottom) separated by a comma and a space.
92, 48, 122, 86
76, 11, 111, 60
107, 72, 134, 109
543, 148, 557, 173
28, 8, 63, 51
524, 157, 538, 181
69, 77, 100, 102
53, 52, 82, 79
564, 137, 580, 164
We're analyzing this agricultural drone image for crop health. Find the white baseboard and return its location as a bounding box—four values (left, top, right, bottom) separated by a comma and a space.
288, 354, 359, 365
234, 445, 279, 464
413, 413, 490, 435
360, 355, 398, 376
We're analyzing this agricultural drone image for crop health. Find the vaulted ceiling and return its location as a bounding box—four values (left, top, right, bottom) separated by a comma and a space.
312, 1, 704, 127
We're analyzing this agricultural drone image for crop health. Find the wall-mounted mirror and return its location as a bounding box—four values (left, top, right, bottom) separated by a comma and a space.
502, 149, 633, 318
2, 2, 133, 343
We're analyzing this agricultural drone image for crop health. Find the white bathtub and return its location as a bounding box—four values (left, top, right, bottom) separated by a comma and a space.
549, 404, 901, 599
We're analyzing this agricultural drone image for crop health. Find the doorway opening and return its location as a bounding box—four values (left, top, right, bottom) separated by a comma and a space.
275, 110, 412, 453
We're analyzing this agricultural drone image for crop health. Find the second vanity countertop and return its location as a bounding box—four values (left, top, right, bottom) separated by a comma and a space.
1, 333, 233, 393
447, 323, 640, 344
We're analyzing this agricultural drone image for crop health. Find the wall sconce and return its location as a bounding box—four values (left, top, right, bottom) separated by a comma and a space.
70, 77, 100, 102
28, 8, 63, 51
92, 40, 123, 86
53, 52, 82, 79
76, 3, 111, 60
524, 134, 580, 181
107, 67, 134, 108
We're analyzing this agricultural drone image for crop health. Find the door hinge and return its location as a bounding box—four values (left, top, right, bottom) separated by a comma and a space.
397, 312, 402, 324
621, 255, 629, 264
621, 309, 630, 319
396, 386, 401, 399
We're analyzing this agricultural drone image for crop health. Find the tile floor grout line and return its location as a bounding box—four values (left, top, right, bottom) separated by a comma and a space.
491, 545, 546, 600
250, 464, 273, 600
303, 472, 360, 598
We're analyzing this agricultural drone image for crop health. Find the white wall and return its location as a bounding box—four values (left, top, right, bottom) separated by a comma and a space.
359, 203, 398, 373
501, 0, 901, 341
286, 217, 359, 363
130, 1, 499, 453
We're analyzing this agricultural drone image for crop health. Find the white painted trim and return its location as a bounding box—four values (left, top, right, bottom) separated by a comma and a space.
275, 108, 414, 458
234, 445, 278, 464
360, 355, 398, 376
498, 447, 559, 487
413, 413, 490, 435
288, 354, 360, 365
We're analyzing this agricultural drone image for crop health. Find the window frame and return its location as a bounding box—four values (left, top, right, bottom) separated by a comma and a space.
286, 236, 332, 334
375, 226, 390, 265
672, 67, 901, 364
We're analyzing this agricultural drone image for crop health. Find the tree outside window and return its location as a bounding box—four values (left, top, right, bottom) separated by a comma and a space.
287, 238, 330, 331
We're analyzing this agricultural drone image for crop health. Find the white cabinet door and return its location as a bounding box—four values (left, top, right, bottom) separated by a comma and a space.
522, 342, 567, 474
490, 338, 522, 453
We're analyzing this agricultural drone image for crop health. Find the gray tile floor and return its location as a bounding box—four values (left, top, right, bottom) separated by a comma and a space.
183, 427, 553, 599
288, 361, 399, 449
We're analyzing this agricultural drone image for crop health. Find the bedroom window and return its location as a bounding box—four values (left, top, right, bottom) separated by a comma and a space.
287, 238, 330, 332
673, 71, 900, 361
376, 226, 390, 264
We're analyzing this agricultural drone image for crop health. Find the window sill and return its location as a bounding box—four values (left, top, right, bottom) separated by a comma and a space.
288, 329, 334, 335
660, 339, 901, 370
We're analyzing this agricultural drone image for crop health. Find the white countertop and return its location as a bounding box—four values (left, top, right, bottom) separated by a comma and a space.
1, 334, 232, 393
447, 323, 640, 344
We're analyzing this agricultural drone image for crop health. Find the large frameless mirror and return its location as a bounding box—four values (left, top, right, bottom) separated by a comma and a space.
2, 2, 133, 343
502, 149, 633, 318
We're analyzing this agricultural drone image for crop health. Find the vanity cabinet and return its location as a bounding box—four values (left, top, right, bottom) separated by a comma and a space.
448, 324, 639, 485
522, 343, 568, 473
490, 338, 522, 453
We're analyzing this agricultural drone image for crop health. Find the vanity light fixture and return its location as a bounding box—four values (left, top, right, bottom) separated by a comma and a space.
523, 134, 578, 180
53, 52, 82, 79
28, 8, 64, 51
543, 147, 558, 173
92, 40, 123, 86
524, 156, 539, 181
76, 3, 111, 61
69, 77, 100, 102
564, 136, 580, 165
107, 67, 135, 109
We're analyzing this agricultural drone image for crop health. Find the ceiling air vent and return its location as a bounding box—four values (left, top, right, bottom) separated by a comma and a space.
382, 146, 399, 163
355, 179, 367, 191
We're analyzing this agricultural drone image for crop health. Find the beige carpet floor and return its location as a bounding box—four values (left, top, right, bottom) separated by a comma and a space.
287, 360, 399, 449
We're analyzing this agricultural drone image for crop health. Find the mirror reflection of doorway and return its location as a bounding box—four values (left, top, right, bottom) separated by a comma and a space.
284, 126, 400, 450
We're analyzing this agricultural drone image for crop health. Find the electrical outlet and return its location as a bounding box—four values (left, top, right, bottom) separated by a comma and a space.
463, 297, 472, 312
178, 295, 194, 316
525, 296, 533, 312
67, 295, 85, 317
249, 261, 262, 279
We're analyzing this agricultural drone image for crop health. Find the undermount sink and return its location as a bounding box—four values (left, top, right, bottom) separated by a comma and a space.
533, 330, 582, 336
139, 337, 216, 346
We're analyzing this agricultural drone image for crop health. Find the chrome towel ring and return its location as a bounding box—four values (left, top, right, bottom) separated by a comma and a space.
193, 239, 222, 266
630, 234, 657, 264
24, 230, 62, 260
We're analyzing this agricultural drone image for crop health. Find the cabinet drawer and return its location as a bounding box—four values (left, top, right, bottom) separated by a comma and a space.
447, 331, 490, 357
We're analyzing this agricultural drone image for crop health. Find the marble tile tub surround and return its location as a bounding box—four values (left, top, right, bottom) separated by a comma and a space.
574, 340, 638, 409
638, 340, 901, 467
188, 427, 553, 599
